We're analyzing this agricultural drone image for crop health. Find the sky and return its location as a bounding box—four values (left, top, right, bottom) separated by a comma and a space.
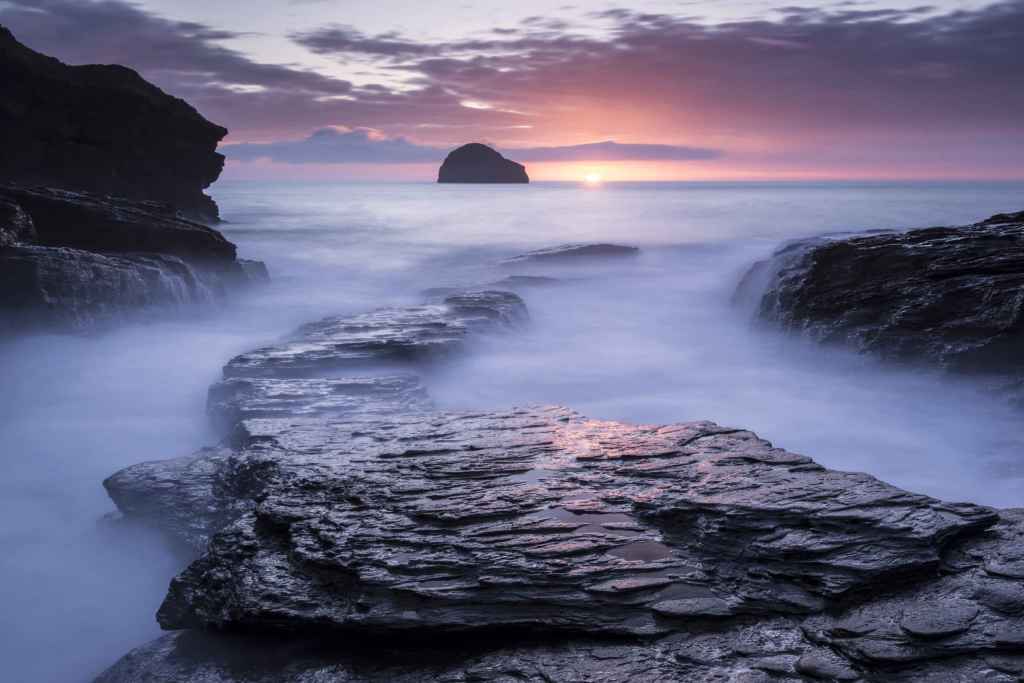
2, 0, 1022, 181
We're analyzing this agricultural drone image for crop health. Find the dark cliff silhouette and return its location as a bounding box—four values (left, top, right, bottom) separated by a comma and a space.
0, 26, 226, 222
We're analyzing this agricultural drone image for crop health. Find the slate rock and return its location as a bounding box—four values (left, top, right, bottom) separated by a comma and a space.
737, 211, 1024, 389
104, 408, 998, 635
0, 245, 219, 333
224, 291, 527, 378
1, 186, 236, 265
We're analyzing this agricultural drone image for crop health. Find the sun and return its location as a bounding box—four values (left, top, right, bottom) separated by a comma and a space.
583, 172, 603, 185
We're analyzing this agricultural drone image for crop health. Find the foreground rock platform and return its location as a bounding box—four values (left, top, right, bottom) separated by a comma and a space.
129, 408, 996, 636
99, 285, 1024, 682
737, 210, 1024, 395
103, 403, 1024, 681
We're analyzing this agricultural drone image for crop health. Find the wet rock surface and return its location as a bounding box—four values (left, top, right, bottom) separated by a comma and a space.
100, 284, 1024, 681
0, 245, 220, 333
738, 211, 1024, 391
224, 291, 527, 378
501, 243, 640, 265
146, 409, 995, 637
0, 26, 226, 221
437, 143, 528, 184
0, 187, 267, 334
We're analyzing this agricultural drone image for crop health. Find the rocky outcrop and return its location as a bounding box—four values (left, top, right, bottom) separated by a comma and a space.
2, 186, 236, 264
0, 246, 217, 333
737, 211, 1024, 390
437, 143, 529, 184
0, 186, 266, 334
148, 409, 994, 636
99, 284, 1024, 681
0, 26, 226, 222
223, 290, 527, 379
501, 243, 639, 265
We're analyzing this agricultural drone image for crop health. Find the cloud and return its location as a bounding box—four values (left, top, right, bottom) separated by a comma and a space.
512, 141, 722, 162
3, 0, 1023, 177
222, 128, 723, 164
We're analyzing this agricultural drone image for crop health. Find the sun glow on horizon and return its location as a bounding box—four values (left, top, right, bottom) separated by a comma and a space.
583, 172, 603, 185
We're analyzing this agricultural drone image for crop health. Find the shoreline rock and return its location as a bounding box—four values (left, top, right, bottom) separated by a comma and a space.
736, 210, 1024, 396
99, 283, 1024, 681
0, 186, 267, 334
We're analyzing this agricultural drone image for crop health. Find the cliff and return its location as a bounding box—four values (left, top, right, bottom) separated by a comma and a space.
0, 26, 226, 222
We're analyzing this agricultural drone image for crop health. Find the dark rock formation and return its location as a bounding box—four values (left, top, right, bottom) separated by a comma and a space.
99, 287, 1024, 681
2, 186, 235, 264
224, 291, 527, 379
0, 26, 226, 222
438, 143, 529, 184
737, 211, 1024, 386
501, 243, 639, 265
0, 186, 266, 334
0, 246, 216, 333
0, 195, 35, 248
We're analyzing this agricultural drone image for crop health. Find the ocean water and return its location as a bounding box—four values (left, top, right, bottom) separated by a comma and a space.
0, 180, 1022, 681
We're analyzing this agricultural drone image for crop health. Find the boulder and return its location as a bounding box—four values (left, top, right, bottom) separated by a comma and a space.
437, 143, 529, 184
737, 211, 1024, 386
0, 26, 226, 221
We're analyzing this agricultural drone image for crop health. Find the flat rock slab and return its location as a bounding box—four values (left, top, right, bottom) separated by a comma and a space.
113, 407, 995, 636
224, 291, 527, 378
500, 243, 639, 265
207, 375, 431, 437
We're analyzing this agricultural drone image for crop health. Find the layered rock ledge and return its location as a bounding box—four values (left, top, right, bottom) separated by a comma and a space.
0, 186, 266, 334
99, 285, 1024, 682
736, 211, 1024, 396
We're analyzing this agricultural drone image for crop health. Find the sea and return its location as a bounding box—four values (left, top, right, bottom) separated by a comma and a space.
1, 180, 1021, 681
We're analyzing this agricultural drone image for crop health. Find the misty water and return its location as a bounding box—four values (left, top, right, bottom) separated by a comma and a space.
2, 180, 1023, 681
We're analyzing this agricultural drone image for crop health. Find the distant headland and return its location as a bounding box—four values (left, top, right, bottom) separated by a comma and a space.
437, 143, 529, 184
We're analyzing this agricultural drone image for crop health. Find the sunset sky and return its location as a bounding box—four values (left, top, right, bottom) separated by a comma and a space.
4, 0, 1022, 181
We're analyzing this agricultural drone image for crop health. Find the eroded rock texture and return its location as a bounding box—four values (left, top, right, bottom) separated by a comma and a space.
0, 187, 267, 334
0, 246, 218, 333
100, 287, 1024, 681
135, 409, 993, 636
0, 26, 226, 221
738, 211, 1024, 388
224, 291, 527, 378
437, 143, 529, 184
